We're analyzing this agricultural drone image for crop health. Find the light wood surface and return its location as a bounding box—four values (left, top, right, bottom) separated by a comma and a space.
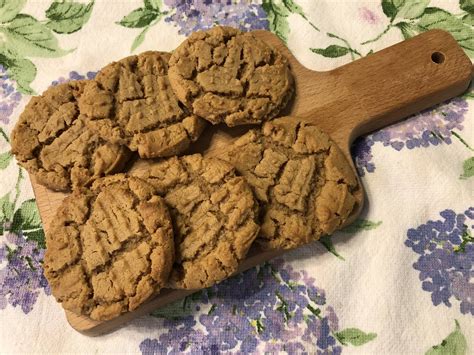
29, 29, 472, 335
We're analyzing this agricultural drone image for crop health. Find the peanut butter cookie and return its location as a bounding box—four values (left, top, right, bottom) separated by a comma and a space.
43, 176, 175, 321
132, 154, 260, 289
79, 51, 207, 159
168, 26, 294, 126
11, 81, 131, 192
221, 116, 360, 250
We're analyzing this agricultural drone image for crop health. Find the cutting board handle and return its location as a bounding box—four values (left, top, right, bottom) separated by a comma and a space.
333, 29, 472, 141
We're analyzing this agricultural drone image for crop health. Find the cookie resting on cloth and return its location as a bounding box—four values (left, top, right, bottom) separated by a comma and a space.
221, 116, 360, 250
43, 176, 175, 321
132, 154, 260, 290
11, 81, 131, 192
168, 26, 294, 126
78, 51, 207, 159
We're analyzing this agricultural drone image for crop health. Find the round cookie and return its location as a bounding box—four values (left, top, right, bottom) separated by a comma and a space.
168, 26, 294, 126
79, 51, 207, 159
221, 116, 360, 250
11, 81, 131, 192
43, 175, 175, 321
132, 154, 260, 290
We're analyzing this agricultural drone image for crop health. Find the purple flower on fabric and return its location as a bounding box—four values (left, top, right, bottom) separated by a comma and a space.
140, 260, 346, 353
405, 207, 474, 315
140, 338, 167, 355
157, 317, 207, 354
352, 95, 469, 175
0, 232, 50, 314
51, 71, 97, 86
0, 65, 22, 125
163, 0, 269, 35
199, 309, 258, 352
352, 137, 375, 176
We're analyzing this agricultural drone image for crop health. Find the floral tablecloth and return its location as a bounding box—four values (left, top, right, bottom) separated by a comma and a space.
0, 1, 473, 354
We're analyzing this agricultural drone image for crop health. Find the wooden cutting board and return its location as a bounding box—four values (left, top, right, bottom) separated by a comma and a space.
30, 29, 472, 335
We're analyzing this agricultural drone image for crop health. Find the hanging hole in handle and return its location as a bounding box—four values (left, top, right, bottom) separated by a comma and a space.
431, 52, 445, 64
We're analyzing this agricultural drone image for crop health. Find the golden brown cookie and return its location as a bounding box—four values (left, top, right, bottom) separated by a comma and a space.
11, 81, 131, 192
132, 154, 260, 290
168, 26, 294, 126
221, 116, 360, 250
78, 51, 207, 159
43, 175, 175, 321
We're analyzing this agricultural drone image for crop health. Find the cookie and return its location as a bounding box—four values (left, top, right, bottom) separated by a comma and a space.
132, 154, 260, 290
78, 51, 207, 159
168, 26, 294, 126
221, 116, 360, 250
11, 81, 131, 192
43, 175, 175, 321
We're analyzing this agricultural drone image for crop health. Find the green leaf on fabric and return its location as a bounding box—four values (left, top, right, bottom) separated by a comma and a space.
453, 226, 473, 253
24, 228, 45, 249
150, 296, 196, 319
397, 0, 430, 19
45, 0, 94, 34
1, 14, 72, 57
0, 127, 9, 143
11, 199, 42, 233
426, 320, 467, 355
381, 0, 399, 19
282, 0, 305, 17
262, 0, 290, 43
462, 88, 474, 99
131, 26, 150, 52
462, 13, 474, 25
382, 0, 430, 20
418, 7, 474, 57
116, 7, 158, 28
264, 0, 291, 17
340, 219, 382, 233
0, 47, 37, 94
310, 45, 349, 58
460, 157, 474, 179
0, 193, 14, 223
319, 236, 345, 260
251, 317, 266, 333
395, 21, 419, 39
8, 56, 36, 94
0, 0, 26, 23
460, 0, 474, 14
335, 328, 377, 346
144, 0, 162, 11
0, 150, 12, 169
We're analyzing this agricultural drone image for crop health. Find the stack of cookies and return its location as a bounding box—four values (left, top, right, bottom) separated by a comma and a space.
11, 26, 360, 321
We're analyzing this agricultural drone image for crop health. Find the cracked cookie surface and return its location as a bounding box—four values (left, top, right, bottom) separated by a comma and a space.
221, 116, 360, 250
11, 81, 131, 192
168, 26, 294, 126
132, 154, 260, 290
79, 51, 207, 158
43, 175, 175, 321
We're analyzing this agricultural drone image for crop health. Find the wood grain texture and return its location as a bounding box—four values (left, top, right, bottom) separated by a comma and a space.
29, 29, 471, 335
